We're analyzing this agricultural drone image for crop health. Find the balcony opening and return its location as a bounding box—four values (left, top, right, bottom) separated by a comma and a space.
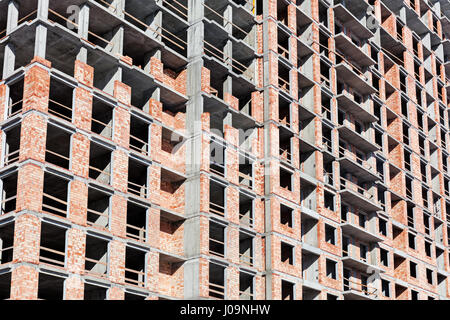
280, 167, 293, 191
125, 246, 146, 288
278, 61, 290, 93
127, 158, 148, 198
279, 96, 291, 127
42, 172, 69, 217
0, 272, 11, 299
424, 212, 431, 236
210, 140, 225, 177
84, 283, 107, 300
1, 171, 17, 215
405, 176, 412, 199
278, 27, 290, 59
281, 242, 294, 265
408, 232, 416, 250
210, 180, 225, 217
407, 205, 414, 228
280, 204, 293, 228
239, 232, 253, 267
0, 221, 14, 265
87, 187, 110, 229
4, 124, 21, 166
279, 128, 293, 165
425, 240, 432, 258
326, 259, 337, 279
39, 222, 66, 268
85, 235, 108, 279
302, 251, 319, 283
324, 191, 335, 211
379, 217, 387, 236
380, 248, 388, 266
319, 2, 329, 28
281, 280, 294, 300
209, 263, 225, 299
91, 97, 113, 139
126, 201, 147, 242
239, 272, 254, 300
325, 224, 336, 245
37, 273, 65, 300
45, 124, 71, 170
48, 78, 74, 122
239, 192, 253, 227
302, 214, 318, 246
276, 0, 288, 26
322, 125, 333, 152
89, 142, 112, 185
426, 268, 433, 285
300, 180, 316, 210
7, 78, 24, 117
209, 221, 225, 258
320, 60, 331, 88
239, 154, 253, 189
129, 115, 150, 156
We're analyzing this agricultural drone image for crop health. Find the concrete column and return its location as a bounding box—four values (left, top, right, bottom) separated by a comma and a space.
110, 26, 124, 56
37, 0, 49, 20
2, 43, 15, 79
6, 0, 19, 34
34, 24, 48, 58
76, 4, 90, 63
184, 0, 205, 300
145, 10, 162, 40
223, 75, 233, 98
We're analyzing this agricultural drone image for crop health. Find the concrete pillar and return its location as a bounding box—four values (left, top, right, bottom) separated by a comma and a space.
146, 10, 162, 40
6, 0, 19, 34
35, 0, 48, 58
2, 43, 15, 79
76, 4, 90, 62
184, 0, 205, 300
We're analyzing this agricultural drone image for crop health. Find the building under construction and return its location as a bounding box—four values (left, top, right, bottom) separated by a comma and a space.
0, 0, 449, 300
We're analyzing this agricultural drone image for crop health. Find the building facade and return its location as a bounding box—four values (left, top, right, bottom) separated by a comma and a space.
0, 0, 449, 300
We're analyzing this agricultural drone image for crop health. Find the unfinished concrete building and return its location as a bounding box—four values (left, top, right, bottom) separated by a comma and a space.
0, 0, 449, 300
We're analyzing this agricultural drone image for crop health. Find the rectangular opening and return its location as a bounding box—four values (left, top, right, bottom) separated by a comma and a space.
91, 97, 113, 139
324, 191, 335, 211
239, 154, 253, 189
127, 158, 148, 198
7, 79, 24, 117
380, 248, 389, 266
87, 187, 110, 229
239, 193, 253, 227
210, 180, 225, 216
281, 242, 294, 265
49, 78, 74, 122
45, 124, 71, 170
326, 259, 337, 279
126, 201, 147, 242
325, 224, 336, 245
125, 246, 146, 288
4, 124, 21, 166
37, 273, 65, 300
84, 283, 108, 300
280, 204, 293, 228
39, 222, 66, 268
209, 263, 225, 299
210, 141, 225, 177
239, 232, 253, 267
0, 272, 11, 300
0, 221, 14, 265
1, 171, 18, 215
409, 261, 417, 278
209, 221, 225, 258
42, 172, 69, 217
239, 272, 254, 300
89, 142, 112, 185
85, 235, 108, 279
281, 280, 294, 300
280, 167, 293, 191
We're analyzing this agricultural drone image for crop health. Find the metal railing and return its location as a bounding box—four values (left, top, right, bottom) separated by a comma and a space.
85, 257, 108, 278
4, 149, 20, 166
210, 202, 225, 216
209, 238, 225, 258
42, 193, 68, 217
0, 246, 13, 265
92, 117, 113, 139
338, 146, 373, 171
86, 208, 109, 228
124, 268, 145, 287
39, 246, 65, 267
340, 177, 374, 201
343, 277, 377, 298
129, 134, 149, 156
126, 224, 146, 242
209, 282, 225, 299
127, 181, 148, 198
1, 195, 16, 215
239, 212, 253, 227
239, 252, 253, 267
48, 99, 73, 122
